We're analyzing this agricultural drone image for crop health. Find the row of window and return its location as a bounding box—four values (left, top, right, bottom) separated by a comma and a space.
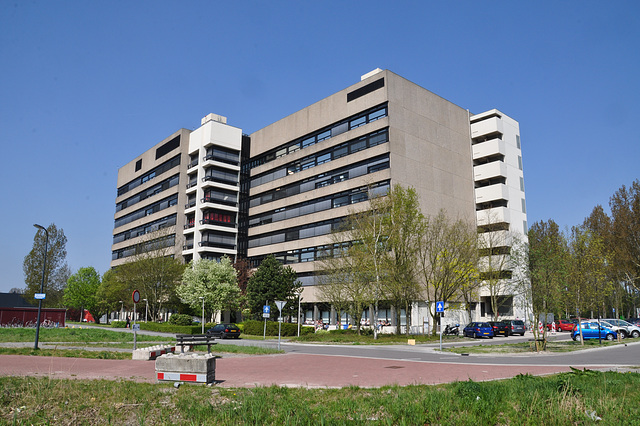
202, 210, 236, 227
112, 234, 176, 260
203, 167, 239, 186
246, 104, 388, 171
113, 214, 176, 244
204, 146, 240, 166
249, 154, 390, 208
117, 155, 181, 197
114, 195, 178, 229
249, 181, 390, 228
251, 128, 388, 188
199, 231, 237, 249
116, 174, 179, 213
202, 188, 238, 206
248, 241, 353, 268
248, 217, 344, 249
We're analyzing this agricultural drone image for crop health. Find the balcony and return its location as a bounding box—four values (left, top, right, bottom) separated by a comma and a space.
201, 196, 238, 207
471, 116, 504, 140
200, 219, 237, 228
182, 242, 194, 251
476, 207, 510, 227
475, 183, 509, 204
474, 161, 507, 182
472, 138, 506, 161
188, 159, 199, 169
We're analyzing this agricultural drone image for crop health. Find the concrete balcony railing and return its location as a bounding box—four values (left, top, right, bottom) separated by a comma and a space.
472, 138, 505, 161
476, 207, 510, 227
474, 161, 507, 182
475, 183, 509, 204
471, 116, 504, 139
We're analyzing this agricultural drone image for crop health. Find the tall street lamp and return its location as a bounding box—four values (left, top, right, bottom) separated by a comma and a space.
143, 298, 148, 323
296, 289, 303, 337
32, 224, 48, 350
199, 297, 205, 334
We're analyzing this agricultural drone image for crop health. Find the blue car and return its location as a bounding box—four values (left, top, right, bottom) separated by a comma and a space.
572, 322, 617, 341
463, 322, 494, 339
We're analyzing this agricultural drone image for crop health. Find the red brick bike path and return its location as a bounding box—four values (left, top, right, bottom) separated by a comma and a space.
0, 353, 607, 388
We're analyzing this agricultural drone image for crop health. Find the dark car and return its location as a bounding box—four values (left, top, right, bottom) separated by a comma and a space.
488, 321, 509, 337
463, 322, 494, 339
207, 323, 241, 339
500, 319, 526, 336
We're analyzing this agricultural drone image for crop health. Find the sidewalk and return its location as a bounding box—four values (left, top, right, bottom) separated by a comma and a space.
0, 352, 609, 388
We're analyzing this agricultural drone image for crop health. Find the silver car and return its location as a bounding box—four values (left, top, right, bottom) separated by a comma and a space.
602, 319, 640, 339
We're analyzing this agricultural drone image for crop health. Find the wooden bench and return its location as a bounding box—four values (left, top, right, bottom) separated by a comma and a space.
175, 334, 217, 354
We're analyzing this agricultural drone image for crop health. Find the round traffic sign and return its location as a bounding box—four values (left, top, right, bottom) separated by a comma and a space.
132, 289, 140, 304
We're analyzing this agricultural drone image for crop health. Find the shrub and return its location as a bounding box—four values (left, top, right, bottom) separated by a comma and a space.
168, 314, 193, 326
243, 320, 314, 336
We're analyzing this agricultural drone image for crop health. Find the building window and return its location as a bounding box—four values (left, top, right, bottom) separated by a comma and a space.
516, 135, 521, 149
520, 177, 525, 192
518, 156, 523, 171
521, 198, 527, 214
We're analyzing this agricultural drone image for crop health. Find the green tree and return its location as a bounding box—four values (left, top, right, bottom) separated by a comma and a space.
177, 257, 241, 323
23, 224, 69, 307
417, 211, 479, 335
64, 267, 102, 323
246, 255, 301, 320
609, 180, 640, 316
96, 268, 129, 323
380, 185, 424, 335
113, 227, 186, 321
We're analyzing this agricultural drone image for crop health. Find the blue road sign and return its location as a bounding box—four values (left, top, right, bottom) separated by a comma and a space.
263, 305, 271, 314
436, 301, 444, 313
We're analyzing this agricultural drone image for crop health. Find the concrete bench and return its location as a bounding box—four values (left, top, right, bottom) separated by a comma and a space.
175, 334, 217, 353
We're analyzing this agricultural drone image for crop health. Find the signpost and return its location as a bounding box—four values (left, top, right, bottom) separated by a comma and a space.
263, 304, 271, 340
436, 301, 444, 351
275, 301, 286, 350
132, 290, 140, 350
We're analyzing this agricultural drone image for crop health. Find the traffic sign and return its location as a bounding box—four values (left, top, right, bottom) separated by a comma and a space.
132, 289, 140, 304
436, 301, 444, 313
275, 301, 286, 312
34, 293, 46, 300
263, 305, 271, 314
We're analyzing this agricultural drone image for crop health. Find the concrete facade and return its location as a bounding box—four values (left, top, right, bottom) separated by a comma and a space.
111, 69, 529, 330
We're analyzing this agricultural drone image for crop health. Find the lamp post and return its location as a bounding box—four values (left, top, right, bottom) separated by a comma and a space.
199, 297, 205, 334
143, 299, 148, 323
296, 289, 303, 337
32, 224, 48, 350
119, 301, 124, 321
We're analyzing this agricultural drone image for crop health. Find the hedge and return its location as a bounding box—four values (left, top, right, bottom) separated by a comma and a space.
243, 320, 315, 336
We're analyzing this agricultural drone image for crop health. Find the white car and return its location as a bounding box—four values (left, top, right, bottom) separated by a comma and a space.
602, 319, 640, 339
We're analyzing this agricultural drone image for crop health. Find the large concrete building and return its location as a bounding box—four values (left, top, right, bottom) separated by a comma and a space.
111, 69, 529, 329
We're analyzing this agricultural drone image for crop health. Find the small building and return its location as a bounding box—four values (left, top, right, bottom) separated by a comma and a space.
0, 292, 66, 327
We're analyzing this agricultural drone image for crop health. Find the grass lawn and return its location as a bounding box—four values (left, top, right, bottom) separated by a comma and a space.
1, 369, 639, 424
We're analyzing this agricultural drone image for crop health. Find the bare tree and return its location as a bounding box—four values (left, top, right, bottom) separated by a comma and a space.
417, 211, 479, 335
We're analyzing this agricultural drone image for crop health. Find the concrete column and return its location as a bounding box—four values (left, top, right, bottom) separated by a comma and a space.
313, 304, 319, 321
330, 305, 336, 325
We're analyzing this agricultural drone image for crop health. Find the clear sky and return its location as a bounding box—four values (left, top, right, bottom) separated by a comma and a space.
1, 1, 639, 293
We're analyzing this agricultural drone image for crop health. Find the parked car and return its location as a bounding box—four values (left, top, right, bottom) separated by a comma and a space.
207, 323, 241, 339
602, 319, 640, 338
488, 321, 509, 337
598, 320, 629, 339
463, 322, 494, 339
500, 319, 526, 336
546, 319, 577, 332
626, 318, 640, 326
572, 322, 617, 341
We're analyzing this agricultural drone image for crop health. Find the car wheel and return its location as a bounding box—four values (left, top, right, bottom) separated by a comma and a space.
474, 332, 478, 339
572, 334, 577, 341
606, 334, 615, 341
520, 333, 525, 336
489, 336, 493, 339
620, 331, 628, 339
631, 330, 640, 339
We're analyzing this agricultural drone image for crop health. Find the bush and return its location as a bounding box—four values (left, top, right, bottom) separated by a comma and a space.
243, 320, 314, 336
168, 314, 193, 326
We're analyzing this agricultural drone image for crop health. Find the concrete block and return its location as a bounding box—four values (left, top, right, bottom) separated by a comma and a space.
155, 352, 219, 383
132, 345, 175, 360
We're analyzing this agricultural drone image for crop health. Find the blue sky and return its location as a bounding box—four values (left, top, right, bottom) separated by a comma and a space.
1, 1, 639, 293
